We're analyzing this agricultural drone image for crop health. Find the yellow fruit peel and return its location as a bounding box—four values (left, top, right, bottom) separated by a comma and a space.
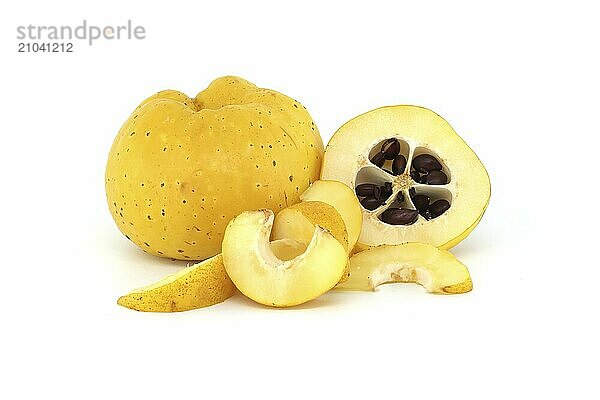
117, 254, 235, 312
299, 180, 363, 251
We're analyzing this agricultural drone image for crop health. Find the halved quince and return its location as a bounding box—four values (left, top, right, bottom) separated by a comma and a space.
117, 254, 235, 312
222, 210, 347, 307
336, 243, 472, 294
321, 106, 490, 250
299, 180, 362, 251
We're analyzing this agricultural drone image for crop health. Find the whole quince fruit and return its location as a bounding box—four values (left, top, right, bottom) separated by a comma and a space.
106, 76, 323, 260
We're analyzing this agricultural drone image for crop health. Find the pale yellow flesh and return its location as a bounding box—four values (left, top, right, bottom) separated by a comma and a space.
117, 254, 235, 312
300, 180, 362, 251
271, 201, 349, 252
336, 243, 472, 294
269, 238, 307, 261
321, 105, 490, 249
222, 210, 347, 307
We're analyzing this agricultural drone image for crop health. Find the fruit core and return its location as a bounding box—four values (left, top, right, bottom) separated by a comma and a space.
355, 138, 453, 225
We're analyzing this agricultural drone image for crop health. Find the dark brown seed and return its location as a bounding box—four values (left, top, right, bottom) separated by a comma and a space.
412, 154, 442, 173
380, 208, 419, 225
361, 196, 382, 211
410, 171, 421, 182
426, 170, 448, 185
396, 191, 405, 203
429, 199, 450, 216
370, 152, 385, 167
392, 155, 407, 175
412, 194, 430, 211
419, 174, 428, 184
409, 187, 416, 198
420, 209, 434, 220
380, 182, 393, 199
381, 139, 401, 160
355, 183, 376, 197
372, 186, 382, 200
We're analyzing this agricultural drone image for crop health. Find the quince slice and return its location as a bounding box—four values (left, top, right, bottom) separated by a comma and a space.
222, 210, 347, 307
117, 254, 235, 312
336, 242, 472, 294
271, 201, 349, 253
299, 180, 362, 252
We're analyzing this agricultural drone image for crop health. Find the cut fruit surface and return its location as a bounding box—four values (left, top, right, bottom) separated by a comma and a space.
269, 238, 307, 261
222, 210, 347, 307
117, 254, 235, 312
299, 180, 362, 251
336, 243, 472, 294
321, 105, 490, 250
271, 201, 349, 252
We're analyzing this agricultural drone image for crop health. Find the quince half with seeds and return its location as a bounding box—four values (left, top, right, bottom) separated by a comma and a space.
321, 105, 490, 251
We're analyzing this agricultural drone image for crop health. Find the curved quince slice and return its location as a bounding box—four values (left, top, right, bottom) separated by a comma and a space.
222, 210, 347, 307
117, 254, 235, 312
271, 201, 349, 252
321, 105, 490, 250
336, 242, 472, 294
299, 180, 363, 252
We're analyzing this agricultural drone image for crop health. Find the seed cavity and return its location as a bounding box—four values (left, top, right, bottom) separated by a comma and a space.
368, 138, 410, 175
410, 148, 451, 184
357, 138, 453, 224
409, 187, 452, 220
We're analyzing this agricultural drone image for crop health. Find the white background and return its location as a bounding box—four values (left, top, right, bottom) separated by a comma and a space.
1, 1, 598, 398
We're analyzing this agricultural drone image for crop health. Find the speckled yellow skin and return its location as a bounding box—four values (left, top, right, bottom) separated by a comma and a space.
106, 76, 323, 260
117, 254, 235, 312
